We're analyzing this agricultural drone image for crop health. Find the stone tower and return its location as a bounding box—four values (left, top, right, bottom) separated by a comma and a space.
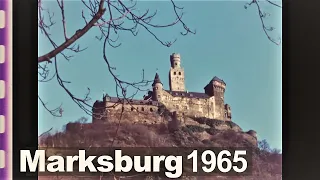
169, 53, 185, 92
152, 73, 163, 101
204, 76, 226, 119
225, 104, 232, 121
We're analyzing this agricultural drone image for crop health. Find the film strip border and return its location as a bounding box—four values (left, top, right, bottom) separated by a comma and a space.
0, 0, 12, 179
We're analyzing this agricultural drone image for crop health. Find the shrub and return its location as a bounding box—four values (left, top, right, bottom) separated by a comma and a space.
157, 123, 168, 134
39, 117, 282, 179
220, 129, 238, 139
258, 139, 271, 152
225, 121, 238, 128
193, 117, 207, 124
157, 104, 171, 118
181, 126, 192, 134
205, 119, 224, 127
202, 139, 211, 145
205, 127, 220, 135
186, 125, 205, 132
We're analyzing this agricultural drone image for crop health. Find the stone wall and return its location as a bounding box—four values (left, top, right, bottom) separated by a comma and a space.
106, 101, 159, 112
213, 81, 226, 120
158, 90, 216, 119
225, 104, 232, 121
93, 101, 163, 124
214, 95, 225, 120
169, 67, 185, 91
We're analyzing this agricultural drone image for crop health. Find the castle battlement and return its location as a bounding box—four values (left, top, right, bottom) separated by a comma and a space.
170, 53, 181, 62
93, 53, 232, 122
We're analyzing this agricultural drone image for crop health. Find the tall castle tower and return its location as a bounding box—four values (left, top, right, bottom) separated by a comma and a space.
204, 76, 226, 119
169, 53, 185, 91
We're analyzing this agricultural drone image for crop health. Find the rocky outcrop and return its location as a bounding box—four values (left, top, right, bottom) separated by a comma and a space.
90, 104, 258, 147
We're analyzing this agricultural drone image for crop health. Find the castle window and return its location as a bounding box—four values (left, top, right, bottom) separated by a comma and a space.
174, 72, 176, 75
141, 107, 144, 111
175, 63, 177, 66
179, 72, 181, 75
150, 108, 153, 112
131, 107, 134, 111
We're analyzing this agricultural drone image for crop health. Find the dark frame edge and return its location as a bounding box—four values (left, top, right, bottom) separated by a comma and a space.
282, 0, 320, 179
13, 0, 38, 179
11, 0, 320, 179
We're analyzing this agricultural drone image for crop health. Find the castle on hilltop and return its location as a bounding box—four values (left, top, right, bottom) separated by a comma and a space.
93, 53, 232, 122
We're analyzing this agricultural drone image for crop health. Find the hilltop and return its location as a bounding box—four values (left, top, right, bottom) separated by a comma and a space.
39, 111, 281, 180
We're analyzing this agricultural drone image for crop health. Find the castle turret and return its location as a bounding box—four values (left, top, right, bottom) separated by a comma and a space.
152, 73, 163, 101
225, 104, 232, 121
170, 53, 181, 68
169, 53, 185, 91
204, 76, 226, 97
204, 76, 226, 119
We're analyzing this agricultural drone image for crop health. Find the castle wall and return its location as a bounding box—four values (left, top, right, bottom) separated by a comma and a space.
225, 104, 232, 121
213, 81, 226, 120
94, 101, 162, 124
214, 93, 224, 120
105, 101, 159, 112
92, 53, 231, 122
158, 90, 216, 119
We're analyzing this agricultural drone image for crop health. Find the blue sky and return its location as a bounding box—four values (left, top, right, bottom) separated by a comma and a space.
38, 1, 282, 150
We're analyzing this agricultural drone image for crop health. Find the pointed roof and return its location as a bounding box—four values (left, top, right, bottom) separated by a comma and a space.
210, 76, 226, 85
152, 73, 162, 86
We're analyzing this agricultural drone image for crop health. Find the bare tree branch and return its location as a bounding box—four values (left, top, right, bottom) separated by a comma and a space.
38, 0, 195, 117
39, 127, 53, 138
38, 95, 63, 117
266, 0, 282, 8
56, 0, 68, 41
245, 0, 281, 45
38, 0, 281, 118
38, 0, 106, 63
